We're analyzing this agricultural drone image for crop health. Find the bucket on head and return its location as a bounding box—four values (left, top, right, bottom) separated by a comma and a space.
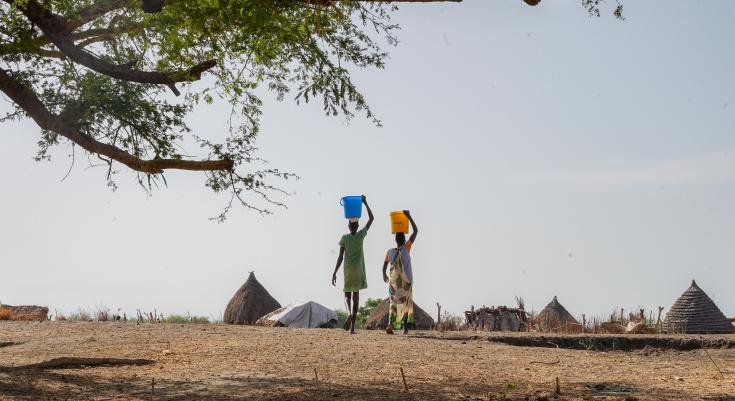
340, 196, 363, 219
390, 211, 409, 234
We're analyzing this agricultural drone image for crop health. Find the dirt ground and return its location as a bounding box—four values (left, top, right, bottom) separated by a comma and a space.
1, 322, 734, 400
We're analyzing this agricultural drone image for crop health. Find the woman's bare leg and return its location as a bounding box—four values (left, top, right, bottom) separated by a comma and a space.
343, 292, 352, 331
350, 292, 359, 333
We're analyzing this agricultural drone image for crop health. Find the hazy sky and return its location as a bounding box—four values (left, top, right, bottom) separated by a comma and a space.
1, 0, 733, 321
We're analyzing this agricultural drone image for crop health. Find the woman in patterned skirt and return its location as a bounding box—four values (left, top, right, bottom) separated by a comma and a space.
382, 210, 418, 334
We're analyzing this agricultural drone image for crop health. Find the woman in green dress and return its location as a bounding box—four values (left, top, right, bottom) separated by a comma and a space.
332, 195, 374, 334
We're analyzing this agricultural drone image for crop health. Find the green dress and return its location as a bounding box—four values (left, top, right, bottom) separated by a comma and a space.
339, 228, 369, 292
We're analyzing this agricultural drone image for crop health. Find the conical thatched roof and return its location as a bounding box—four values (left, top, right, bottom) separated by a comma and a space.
663, 280, 734, 334
364, 298, 435, 330
224, 272, 281, 325
535, 296, 578, 332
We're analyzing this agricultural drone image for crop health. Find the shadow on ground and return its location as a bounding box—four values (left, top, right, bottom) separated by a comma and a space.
410, 332, 735, 351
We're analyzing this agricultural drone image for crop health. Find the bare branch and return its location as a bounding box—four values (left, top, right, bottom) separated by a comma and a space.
0, 44, 66, 59
60, 144, 75, 182
66, 0, 132, 32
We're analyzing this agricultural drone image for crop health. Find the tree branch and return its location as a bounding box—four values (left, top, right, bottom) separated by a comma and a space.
17, 25, 143, 51
0, 43, 66, 59
66, 0, 132, 32
0, 68, 233, 174
143, 0, 465, 15
11, 0, 216, 96
71, 24, 146, 48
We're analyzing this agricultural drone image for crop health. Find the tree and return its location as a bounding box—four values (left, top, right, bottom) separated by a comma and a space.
0, 0, 622, 219
355, 297, 382, 328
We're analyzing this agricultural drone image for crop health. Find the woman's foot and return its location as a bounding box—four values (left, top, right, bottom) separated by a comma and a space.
385, 326, 394, 335
403, 326, 409, 335
343, 315, 353, 331
350, 329, 357, 334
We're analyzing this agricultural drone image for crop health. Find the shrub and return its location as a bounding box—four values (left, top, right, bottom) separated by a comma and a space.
54, 310, 67, 321
355, 298, 382, 329
162, 314, 210, 324
435, 311, 465, 331
0, 308, 11, 320
335, 309, 348, 328
94, 305, 110, 322
68, 309, 93, 321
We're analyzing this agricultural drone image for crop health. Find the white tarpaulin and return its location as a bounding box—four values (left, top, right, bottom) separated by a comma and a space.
261, 301, 338, 328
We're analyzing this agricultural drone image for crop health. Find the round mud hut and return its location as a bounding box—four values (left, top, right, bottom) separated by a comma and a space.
663, 280, 734, 334
364, 298, 435, 330
224, 272, 281, 325
535, 296, 579, 332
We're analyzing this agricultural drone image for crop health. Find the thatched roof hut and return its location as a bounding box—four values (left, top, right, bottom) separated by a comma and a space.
224, 272, 281, 325
535, 296, 579, 332
364, 298, 435, 330
663, 280, 734, 334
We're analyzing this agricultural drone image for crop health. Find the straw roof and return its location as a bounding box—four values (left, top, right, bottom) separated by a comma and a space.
364, 298, 435, 330
663, 280, 734, 334
535, 296, 579, 332
224, 272, 281, 325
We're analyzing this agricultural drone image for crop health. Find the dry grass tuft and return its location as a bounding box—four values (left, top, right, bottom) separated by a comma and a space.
0, 308, 11, 320
435, 311, 466, 331
94, 305, 110, 322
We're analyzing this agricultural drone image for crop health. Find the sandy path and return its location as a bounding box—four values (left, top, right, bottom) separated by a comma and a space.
1, 322, 734, 400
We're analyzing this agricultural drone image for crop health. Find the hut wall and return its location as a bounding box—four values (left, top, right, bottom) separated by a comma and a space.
497, 311, 520, 332
466, 307, 525, 332
477, 311, 495, 331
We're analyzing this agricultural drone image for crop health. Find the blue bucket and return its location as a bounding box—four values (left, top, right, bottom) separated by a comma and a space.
340, 196, 362, 219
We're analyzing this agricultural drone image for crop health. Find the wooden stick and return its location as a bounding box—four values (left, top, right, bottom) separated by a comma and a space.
151, 377, 155, 395
701, 344, 724, 378
555, 377, 561, 395
530, 360, 560, 365
656, 306, 664, 333
314, 367, 320, 391
400, 367, 409, 392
